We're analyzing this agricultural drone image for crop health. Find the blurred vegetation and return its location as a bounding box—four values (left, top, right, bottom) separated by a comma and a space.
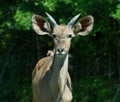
0, 0, 120, 102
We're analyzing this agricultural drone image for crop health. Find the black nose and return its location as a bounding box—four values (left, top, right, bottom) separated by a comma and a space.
57, 48, 64, 53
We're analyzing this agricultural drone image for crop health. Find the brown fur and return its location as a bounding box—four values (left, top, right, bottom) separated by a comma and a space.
32, 55, 72, 102
32, 13, 94, 102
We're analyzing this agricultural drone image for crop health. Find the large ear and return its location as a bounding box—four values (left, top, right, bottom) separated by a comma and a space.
73, 15, 94, 36
32, 15, 51, 35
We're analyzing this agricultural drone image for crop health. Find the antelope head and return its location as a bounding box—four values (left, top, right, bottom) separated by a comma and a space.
32, 12, 94, 55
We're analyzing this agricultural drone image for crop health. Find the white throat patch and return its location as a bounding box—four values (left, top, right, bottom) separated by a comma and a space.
56, 51, 66, 55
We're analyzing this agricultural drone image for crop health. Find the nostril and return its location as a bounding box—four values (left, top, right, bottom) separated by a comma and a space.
57, 48, 64, 53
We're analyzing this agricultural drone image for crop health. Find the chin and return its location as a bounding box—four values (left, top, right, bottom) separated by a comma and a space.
56, 51, 67, 55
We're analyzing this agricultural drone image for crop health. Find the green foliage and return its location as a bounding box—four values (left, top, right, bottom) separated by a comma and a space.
41, 0, 57, 12
112, 3, 120, 22
71, 74, 116, 102
14, 10, 33, 30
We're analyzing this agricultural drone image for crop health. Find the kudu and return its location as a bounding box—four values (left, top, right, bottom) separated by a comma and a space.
32, 12, 94, 102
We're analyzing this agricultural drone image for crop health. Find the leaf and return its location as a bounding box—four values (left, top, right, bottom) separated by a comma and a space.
14, 10, 33, 30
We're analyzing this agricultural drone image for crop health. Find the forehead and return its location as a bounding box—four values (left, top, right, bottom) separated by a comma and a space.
53, 25, 73, 36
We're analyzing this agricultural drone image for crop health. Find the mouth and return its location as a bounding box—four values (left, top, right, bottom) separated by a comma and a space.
56, 51, 66, 55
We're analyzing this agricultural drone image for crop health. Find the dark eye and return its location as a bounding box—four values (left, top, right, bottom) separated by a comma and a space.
68, 34, 72, 38
52, 34, 56, 38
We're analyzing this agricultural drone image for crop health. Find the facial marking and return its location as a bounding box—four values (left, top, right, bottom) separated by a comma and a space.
53, 25, 74, 55
53, 25, 74, 38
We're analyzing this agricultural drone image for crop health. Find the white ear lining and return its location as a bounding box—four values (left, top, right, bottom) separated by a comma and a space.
32, 23, 49, 35
32, 15, 52, 35
73, 23, 82, 34
74, 23, 82, 31
31, 15, 37, 24
73, 15, 94, 36
77, 24, 93, 36
77, 23, 82, 29
44, 22, 48, 29
44, 22, 51, 32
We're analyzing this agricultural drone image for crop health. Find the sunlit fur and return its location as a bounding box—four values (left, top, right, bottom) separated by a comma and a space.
53, 25, 74, 55
32, 13, 94, 102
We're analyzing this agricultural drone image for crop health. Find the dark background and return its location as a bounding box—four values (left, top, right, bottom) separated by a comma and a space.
0, 0, 120, 102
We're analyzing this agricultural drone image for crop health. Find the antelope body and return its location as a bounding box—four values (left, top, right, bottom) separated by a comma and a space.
32, 12, 94, 102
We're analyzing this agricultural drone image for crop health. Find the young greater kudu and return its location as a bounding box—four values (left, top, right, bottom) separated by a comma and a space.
32, 12, 94, 102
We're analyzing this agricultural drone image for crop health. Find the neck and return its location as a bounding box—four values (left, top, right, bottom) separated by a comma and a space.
50, 52, 68, 94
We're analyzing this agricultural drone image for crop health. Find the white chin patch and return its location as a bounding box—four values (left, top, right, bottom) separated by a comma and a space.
56, 51, 66, 55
